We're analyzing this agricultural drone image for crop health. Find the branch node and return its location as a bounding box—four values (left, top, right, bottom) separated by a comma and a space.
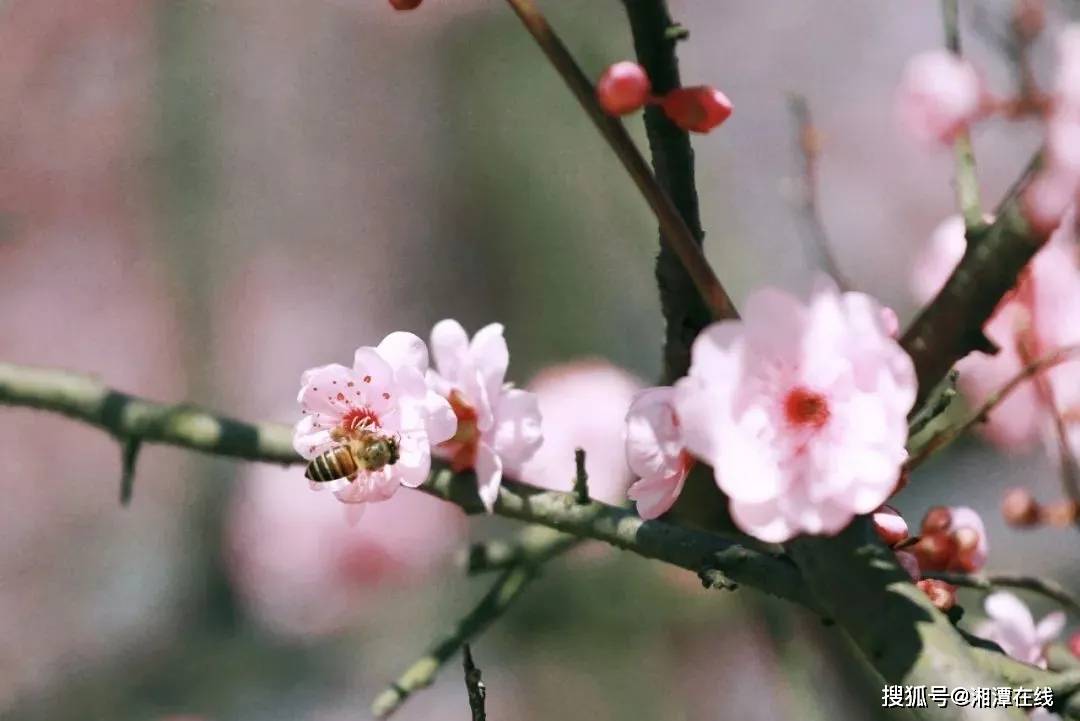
573, 447, 589, 504
698, 566, 738, 592
119, 437, 142, 506
462, 645, 487, 721
663, 23, 689, 42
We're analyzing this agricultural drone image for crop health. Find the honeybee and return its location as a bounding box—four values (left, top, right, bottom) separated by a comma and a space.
305, 427, 401, 484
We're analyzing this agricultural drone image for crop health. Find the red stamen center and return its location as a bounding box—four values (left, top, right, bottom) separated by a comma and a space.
440, 390, 480, 472
783, 387, 830, 429
341, 407, 380, 432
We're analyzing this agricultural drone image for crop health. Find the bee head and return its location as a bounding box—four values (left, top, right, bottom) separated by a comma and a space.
364, 436, 400, 468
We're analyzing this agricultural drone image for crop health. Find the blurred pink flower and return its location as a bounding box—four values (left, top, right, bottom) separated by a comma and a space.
674, 281, 915, 542
294, 332, 457, 506
973, 591, 1065, 668
426, 319, 542, 511
518, 360, 643, 505
896, 50, 982, 146
912, 213, 1080, 451
947, 505, 989, 572
625, 386, 692, 520
1026, 26, 1080, 233
226, 463, 464, 638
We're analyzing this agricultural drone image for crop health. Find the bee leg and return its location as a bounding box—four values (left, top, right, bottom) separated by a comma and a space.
330, 427, 348, 442
347, 473, 358, 482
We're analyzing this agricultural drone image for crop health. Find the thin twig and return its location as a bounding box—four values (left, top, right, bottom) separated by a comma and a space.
371, 565, 535, 718
908, 368, 960, 438
942, 0, 985, 231
464, 525, 581, 575
924, 571, 1080, 616
462, 645, 487, 721
119, 437, 142, 506
906, 344, 1080, 471
500, 0, 738, 331
787, 95, 849, 290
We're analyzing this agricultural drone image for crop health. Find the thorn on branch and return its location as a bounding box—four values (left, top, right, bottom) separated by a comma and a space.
119, 438, 142, 506
462, 645, 487, 721
698, 566, 738, 591
573, 447, 589, 504
663, 23, 689, 42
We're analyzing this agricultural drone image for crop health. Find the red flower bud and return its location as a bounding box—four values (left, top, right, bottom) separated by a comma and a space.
1069, 630, 1080, 659
389, 0, 423, 10
1002, 487, 1041, 527
596, 62, 651, 116
660, 86, 733, 133
921, 506, 952, 534
1040, 499, 1080, 527
912, 531, 955, 572
917, 579, 957, 611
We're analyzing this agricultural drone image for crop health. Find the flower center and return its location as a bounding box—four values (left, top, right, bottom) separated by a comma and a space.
440, 390, 480, 472
341, 407, 380, 433
783, 386, 830, 429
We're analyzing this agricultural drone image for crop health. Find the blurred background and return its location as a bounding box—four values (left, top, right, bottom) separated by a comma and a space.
1, 1, 1078, 719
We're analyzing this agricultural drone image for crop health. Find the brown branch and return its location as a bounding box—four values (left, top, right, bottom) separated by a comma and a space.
787, 95, 850, 290
462, 645, 487, 721
906, 344, 1080, 471
924, 570, 1080, 615
500, 0, 737, 367
901, 152, 1044, 406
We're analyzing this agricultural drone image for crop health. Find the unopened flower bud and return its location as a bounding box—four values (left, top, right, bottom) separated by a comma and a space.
1069, 630, 1080, 659
1002, 487, 1041, 527
1041, 499, 1080, 527
921, 506, 952, 534
917, 578, 957, 611
596, 62, 651, 116
661, 86, 733, 133
913, 531, 955, 571
873, 505, 909, 547
389, 0, 423, 9
1012, 0, 1045, 43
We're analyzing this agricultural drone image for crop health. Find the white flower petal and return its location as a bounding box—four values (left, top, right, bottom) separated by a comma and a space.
377, 331, 430, 374
475, 442, 504, 513
430, 319, 470, 381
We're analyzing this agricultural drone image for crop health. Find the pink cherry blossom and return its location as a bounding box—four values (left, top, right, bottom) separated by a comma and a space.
518, 360, 643, 505
225, 463, 464, 638
426, 319, 543, 512
674, 281, 916, 543
912, 212, 1080, 452
897, 50, 982, 146
625, 386, 693, 520
872, 505, 909, 547
973, 591, 1065, 668
294, 332, 457, 507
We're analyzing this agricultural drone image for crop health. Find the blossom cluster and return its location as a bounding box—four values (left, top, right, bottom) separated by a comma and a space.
294, 281, 918, 546
897, 22, 1080, 234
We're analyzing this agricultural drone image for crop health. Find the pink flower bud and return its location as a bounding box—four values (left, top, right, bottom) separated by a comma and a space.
1002, 487, 1041, 527
872, 505, 909, 547
389, 0, 423, 9
661, 86, 733, 133
921, 506, 953, 534
1069, 630, 1080, 659
596, 62, 651, 116
917, 579, 957, 611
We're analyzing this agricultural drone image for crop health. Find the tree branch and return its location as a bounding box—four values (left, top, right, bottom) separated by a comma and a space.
901, 153, 1043, 406
621, 0, 735, 382
500, 0, 737, 351
462, 645, 487, 721
462, 524, 580, 575
371, 564, 535, 718
942, 0, 985, 231
924, 571, 1080, 616
0, 361, 806, 606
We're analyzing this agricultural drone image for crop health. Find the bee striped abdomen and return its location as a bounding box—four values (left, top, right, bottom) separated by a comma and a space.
305, 445, 359, 482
